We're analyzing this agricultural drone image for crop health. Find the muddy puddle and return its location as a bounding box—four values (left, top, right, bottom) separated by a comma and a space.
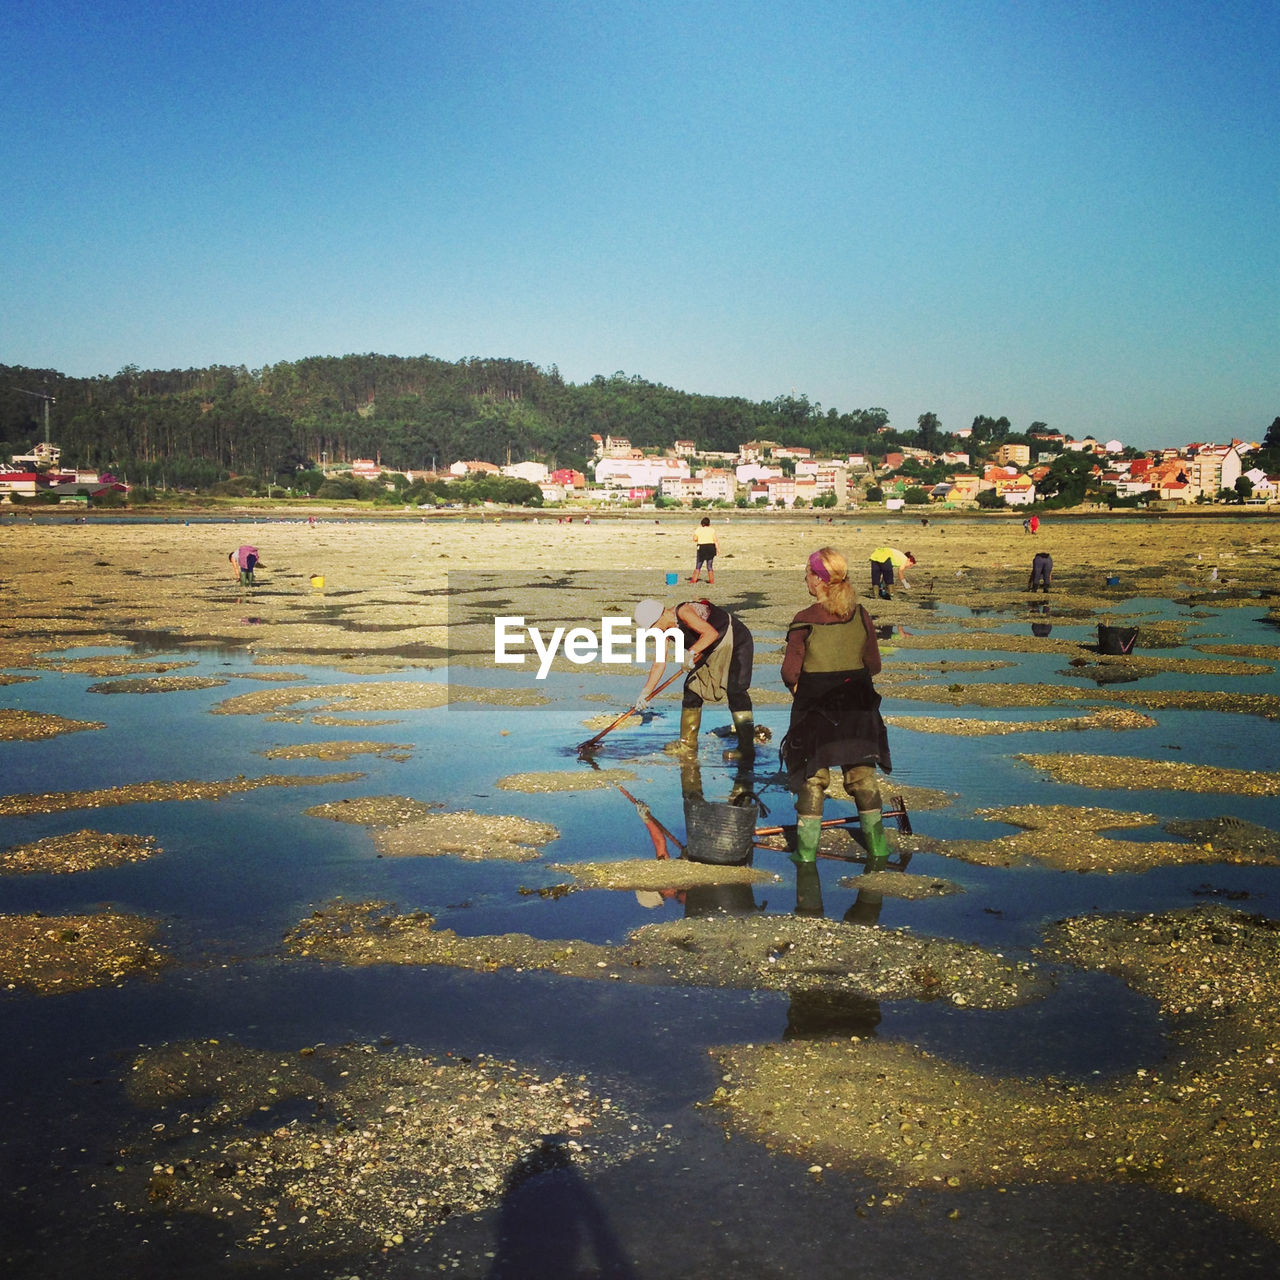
4, 534, 1280, 1277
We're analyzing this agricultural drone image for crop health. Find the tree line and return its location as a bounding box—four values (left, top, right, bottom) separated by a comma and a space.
5, 356, 1273, 491
2, 355, 898, 485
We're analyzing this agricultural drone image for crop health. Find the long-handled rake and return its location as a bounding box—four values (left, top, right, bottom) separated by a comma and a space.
576, 664, 692, 754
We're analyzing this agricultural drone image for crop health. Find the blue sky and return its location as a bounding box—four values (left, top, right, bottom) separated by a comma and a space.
4, 0, 1276, 449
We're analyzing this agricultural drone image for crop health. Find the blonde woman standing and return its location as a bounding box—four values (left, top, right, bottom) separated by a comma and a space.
780, 548, 893, 866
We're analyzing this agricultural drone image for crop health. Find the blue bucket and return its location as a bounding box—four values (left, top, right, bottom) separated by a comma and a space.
665, 572, 678, 585
1106, 575, 1120, 586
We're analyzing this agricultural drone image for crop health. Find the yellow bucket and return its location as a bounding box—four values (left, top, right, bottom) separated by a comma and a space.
309, 574, 325, 590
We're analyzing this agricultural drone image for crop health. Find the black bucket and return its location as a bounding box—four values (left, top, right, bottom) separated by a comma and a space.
1098, 624, 1139, 655
684, 798, 759, 865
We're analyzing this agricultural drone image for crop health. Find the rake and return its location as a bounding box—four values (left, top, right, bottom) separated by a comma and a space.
576, 663, 693, 753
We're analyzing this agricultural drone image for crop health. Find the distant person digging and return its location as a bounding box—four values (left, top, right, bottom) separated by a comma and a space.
1028, 551, 1052, 593
229, 545, 263, 586
868, 546, 915, 600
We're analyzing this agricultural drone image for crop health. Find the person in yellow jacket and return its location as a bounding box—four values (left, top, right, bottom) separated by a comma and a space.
868, 545, 915, 600
690, 517, 718, 584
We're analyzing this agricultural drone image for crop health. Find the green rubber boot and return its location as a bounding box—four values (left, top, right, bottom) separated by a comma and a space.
859, 808, 892, 871
665, 705, 702, 756
722, 709, 756, 763
793, 815, 822, 864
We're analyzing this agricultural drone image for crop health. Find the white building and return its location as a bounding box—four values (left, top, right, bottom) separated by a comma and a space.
1001, 482, 1036, 506
1243, 469, 1277, 500
699, 470, 736, 502
594, 457, 690, 489
735, 463, 782, 485
502, 460, 549, 484
658, 475, 701, 501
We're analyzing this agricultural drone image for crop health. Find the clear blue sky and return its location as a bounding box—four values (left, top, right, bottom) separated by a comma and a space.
4, 0, 1277, 449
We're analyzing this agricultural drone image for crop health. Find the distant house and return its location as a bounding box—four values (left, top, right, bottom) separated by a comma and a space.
8, 441, 61, 469
736, 463, 782, 485
501, 461, 549, 484
595, 457, 689, 489
0, 470, 40, 500
1243, 470, 1277, 500
658, 475, 700, 501
943, 475, 982, 505
699, 469, 736, 502
351, 458, 384, 480
1159, 479, 1193, 503
550, 468, 586, 489
765, 477, 796, 507
673, 440, 697, 457
1000, 481, 1036, 506
995, 443, 1031, 467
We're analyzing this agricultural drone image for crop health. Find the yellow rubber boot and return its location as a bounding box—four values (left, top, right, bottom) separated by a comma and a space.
665, 705, 702, 756
722, 710, 756, 763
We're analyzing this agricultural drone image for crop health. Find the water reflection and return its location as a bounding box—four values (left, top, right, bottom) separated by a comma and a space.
619, 763, 766, 916
786, 863, 884, 1036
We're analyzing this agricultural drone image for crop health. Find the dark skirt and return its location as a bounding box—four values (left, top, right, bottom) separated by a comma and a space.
780, 668, 891, 782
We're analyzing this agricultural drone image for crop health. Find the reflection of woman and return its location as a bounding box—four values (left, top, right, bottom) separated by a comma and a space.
633, 597, 755, 761
780, 548, 892, 865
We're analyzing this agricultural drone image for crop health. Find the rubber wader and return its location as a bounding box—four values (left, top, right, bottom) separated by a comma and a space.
722, 709, 756, 763
666, 705, 701, 755
793, 815, 822, 864
859, 808, 892, 870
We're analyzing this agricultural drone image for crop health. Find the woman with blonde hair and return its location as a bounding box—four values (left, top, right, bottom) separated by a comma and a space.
779, 548, 893, 866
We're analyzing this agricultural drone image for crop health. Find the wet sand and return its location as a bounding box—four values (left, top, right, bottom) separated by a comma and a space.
4, 507, 1280, 1270
0, 509, 1275, 678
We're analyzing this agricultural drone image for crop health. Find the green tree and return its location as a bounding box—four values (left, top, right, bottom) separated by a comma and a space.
916, 412, 941, 451
971, 415, 1011, 444
1036, 452, 1095, 507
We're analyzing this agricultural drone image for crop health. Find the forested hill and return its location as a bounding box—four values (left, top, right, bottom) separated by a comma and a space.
0, 355, 892, 485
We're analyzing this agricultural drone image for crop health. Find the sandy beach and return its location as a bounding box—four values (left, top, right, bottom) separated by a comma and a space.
2, 509, 1275, 673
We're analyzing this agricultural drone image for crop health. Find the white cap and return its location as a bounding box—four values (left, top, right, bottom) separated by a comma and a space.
634, 598, 664, 628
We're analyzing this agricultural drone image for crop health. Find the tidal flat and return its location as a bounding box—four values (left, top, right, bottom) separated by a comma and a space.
2, 509, 1280, 1279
